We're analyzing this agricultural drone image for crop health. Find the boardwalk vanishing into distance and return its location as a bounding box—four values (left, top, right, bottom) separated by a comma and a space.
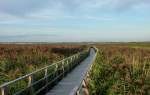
0, 47, 97, 95
46, 48, 96, 95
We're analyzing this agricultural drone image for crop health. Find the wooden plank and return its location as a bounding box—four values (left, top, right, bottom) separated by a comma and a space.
45, 48, 96, 95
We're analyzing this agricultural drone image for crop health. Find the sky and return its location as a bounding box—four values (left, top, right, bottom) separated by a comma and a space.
0, 0, 150, 42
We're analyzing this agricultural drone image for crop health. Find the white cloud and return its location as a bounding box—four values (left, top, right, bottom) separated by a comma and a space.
0, 0, 150, 17
0, 0, 51, 15
0, 0, 150, 42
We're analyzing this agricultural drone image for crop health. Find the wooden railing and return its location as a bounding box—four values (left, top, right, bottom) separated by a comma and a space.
0, 49, 90, 95
75, 47, 98, 95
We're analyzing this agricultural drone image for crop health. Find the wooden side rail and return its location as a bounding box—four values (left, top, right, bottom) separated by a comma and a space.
74, 47, 98, 95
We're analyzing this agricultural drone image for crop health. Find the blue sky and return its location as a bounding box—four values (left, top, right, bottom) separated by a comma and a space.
0, 0, 150, 42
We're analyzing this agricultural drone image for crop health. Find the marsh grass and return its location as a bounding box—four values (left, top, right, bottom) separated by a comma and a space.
0, 44, 84, 85
89, 46, 150, 95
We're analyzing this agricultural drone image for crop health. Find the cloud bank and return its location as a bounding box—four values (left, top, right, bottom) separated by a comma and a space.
0, 0, 150, 17
0, 0, 150, 42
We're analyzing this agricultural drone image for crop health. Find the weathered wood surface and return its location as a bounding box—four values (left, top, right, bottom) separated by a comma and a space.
46, 48, 96, 95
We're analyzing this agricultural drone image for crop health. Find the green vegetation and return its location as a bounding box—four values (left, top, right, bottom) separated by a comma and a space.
89, 45, 150, 95
0, 44, 85, 85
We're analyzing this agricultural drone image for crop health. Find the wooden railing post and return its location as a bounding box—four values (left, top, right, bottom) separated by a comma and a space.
76, 91, 80, 95
28, 75, 34, 94
70, 57, 73, 69
1, 87, 4, 95
66, 60, 69, 71
74, 56, 76, 65
76, 55, 78, 65
65, 60, 67, 71
28, 76, 32, 87
72, 56, 74, 65
45, 68, 48, 91
73, 56, 76, 67
55, 64, 58, 83
45, 68, 48, 77
62, 61, 65, 77
1, 86, 7, 95
70, 57, 72, 63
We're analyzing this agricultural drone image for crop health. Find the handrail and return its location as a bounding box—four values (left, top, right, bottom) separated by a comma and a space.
74, 47, 98, 95
0, 49, 90, 95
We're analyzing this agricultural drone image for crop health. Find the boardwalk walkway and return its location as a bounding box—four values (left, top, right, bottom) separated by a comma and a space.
45, 48, 96, 95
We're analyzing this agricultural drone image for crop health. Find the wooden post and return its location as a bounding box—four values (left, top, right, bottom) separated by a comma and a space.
62, 61, 65, 77
70, 57, 72, 62
66, 60, 69, 71
28, 76, 32, 87
45, 68, 48, 77
74, 56, 76, 67
70, 57, 72, 69
1, 87, 6, 95
55, 64, 58, 83
76, 91, 80, 95
76, 55, 78, 65
72, 56, 74, 67
82, 78, 89, 95
66, 59, 68, 72
28, 75, 34, 94
45, 68, 48, 91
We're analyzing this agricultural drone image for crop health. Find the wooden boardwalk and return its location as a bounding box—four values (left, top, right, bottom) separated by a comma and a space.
45, 48, 96, 95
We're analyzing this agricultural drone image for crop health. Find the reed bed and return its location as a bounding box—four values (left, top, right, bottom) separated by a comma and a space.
89, 45, 150, 95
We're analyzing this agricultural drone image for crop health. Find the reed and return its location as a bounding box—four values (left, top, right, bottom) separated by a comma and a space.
89, 45, 150, 95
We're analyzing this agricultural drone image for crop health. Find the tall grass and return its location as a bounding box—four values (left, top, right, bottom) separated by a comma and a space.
0, 44, 85, 85
89, 46, 150, 95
